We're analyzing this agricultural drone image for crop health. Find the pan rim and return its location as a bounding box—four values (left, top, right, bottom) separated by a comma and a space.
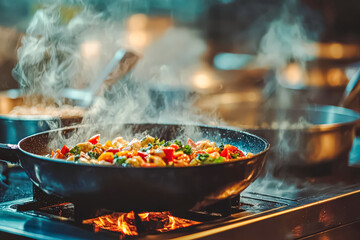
17, 123, 270, 169
0, 113, 58, 121
222, 104, 360, 132
0, 114, 84, 122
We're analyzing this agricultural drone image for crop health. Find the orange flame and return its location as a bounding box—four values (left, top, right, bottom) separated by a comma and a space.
117, 213, 136, 235
138, 212, 149, 220
83, 211, 200, 235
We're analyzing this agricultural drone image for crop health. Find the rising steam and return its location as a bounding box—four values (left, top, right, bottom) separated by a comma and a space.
256, 0, 320, 90
13, 3, 212, 146
15, 1, 326, 187
12, 4, 121, 105
257, 0, 319, 66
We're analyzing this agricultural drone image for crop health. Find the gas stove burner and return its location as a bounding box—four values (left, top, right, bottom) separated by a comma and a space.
1, 164, 360, 239
12, 184, 245, 236
28, 184, 242, 220
9, 192, 283, 238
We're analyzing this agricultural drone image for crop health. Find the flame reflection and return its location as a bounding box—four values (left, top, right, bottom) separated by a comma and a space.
291, 225, 303, 238
83, 211, 200, 235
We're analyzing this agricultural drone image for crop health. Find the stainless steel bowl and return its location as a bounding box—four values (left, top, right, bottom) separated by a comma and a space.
218, 104, 360, 167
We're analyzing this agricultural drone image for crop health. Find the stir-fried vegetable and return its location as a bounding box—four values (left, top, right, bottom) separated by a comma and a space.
48, 135, 253, 167
88, 134, 100, 145
69, 146, 81, 155
177, 145, 193, 155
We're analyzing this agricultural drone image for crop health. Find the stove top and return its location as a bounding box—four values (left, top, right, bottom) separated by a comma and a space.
1, 139, 360, 239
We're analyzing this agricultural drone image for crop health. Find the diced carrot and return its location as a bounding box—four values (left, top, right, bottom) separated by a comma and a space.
54, 149, 65, 159
104, 140, 114, 149
98, 152, 114, 163
116, 151, 131, 158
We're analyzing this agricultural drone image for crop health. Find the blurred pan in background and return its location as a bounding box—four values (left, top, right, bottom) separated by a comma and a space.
0, 89, 83, 145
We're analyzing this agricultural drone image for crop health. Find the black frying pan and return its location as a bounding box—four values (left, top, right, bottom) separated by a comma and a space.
0, 123, 269, 212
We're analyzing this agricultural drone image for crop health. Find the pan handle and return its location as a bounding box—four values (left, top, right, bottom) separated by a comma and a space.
0, 144, 20, 164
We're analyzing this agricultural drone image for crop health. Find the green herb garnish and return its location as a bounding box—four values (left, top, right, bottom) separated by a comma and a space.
174, 140, 182, 147
197, 153, 210, 161
88, 151, 100, 159
164, 141, 171, 147
113, 156, 127, 165
69, 146, 81, 155
74, 154, 80, 162
219, 143, 224, 152
153, 139, 165, 146
176, 145, 193, 155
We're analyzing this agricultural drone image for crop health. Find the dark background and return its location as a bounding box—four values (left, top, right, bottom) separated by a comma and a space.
0, 0, 359, 90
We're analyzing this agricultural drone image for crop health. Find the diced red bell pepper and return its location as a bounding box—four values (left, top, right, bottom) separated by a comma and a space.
226, 145, 244, 157
163, 147, 175, 163
225, 145, 234, 150
232, 149, 244, 157
170, 144, 179, 151
142, 163, 157, 167
88, 134, 100, 144
221, 145, 244, 159
106, 148, 120, 154
137, 151, 149, 160
60, 145, 69, 155
220, 148, 229, 158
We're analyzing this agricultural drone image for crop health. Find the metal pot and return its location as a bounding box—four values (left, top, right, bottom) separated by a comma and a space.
0, 89, 82, 145
218, 104, 360, 168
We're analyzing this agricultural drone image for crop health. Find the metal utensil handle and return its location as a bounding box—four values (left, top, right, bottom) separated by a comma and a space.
104, 51, 139, 86
0, 144, 20, 164
340, 68, 360, 108
88, 49, 127, 95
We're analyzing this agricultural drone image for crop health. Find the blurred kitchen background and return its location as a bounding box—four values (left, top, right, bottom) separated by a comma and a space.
1, 0, 360, 114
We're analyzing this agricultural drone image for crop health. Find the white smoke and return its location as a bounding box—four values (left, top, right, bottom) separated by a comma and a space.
12, 3, 214, 146
12, 4, 121, 105
257, 0, 318, 68
15, 2, 325, 182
